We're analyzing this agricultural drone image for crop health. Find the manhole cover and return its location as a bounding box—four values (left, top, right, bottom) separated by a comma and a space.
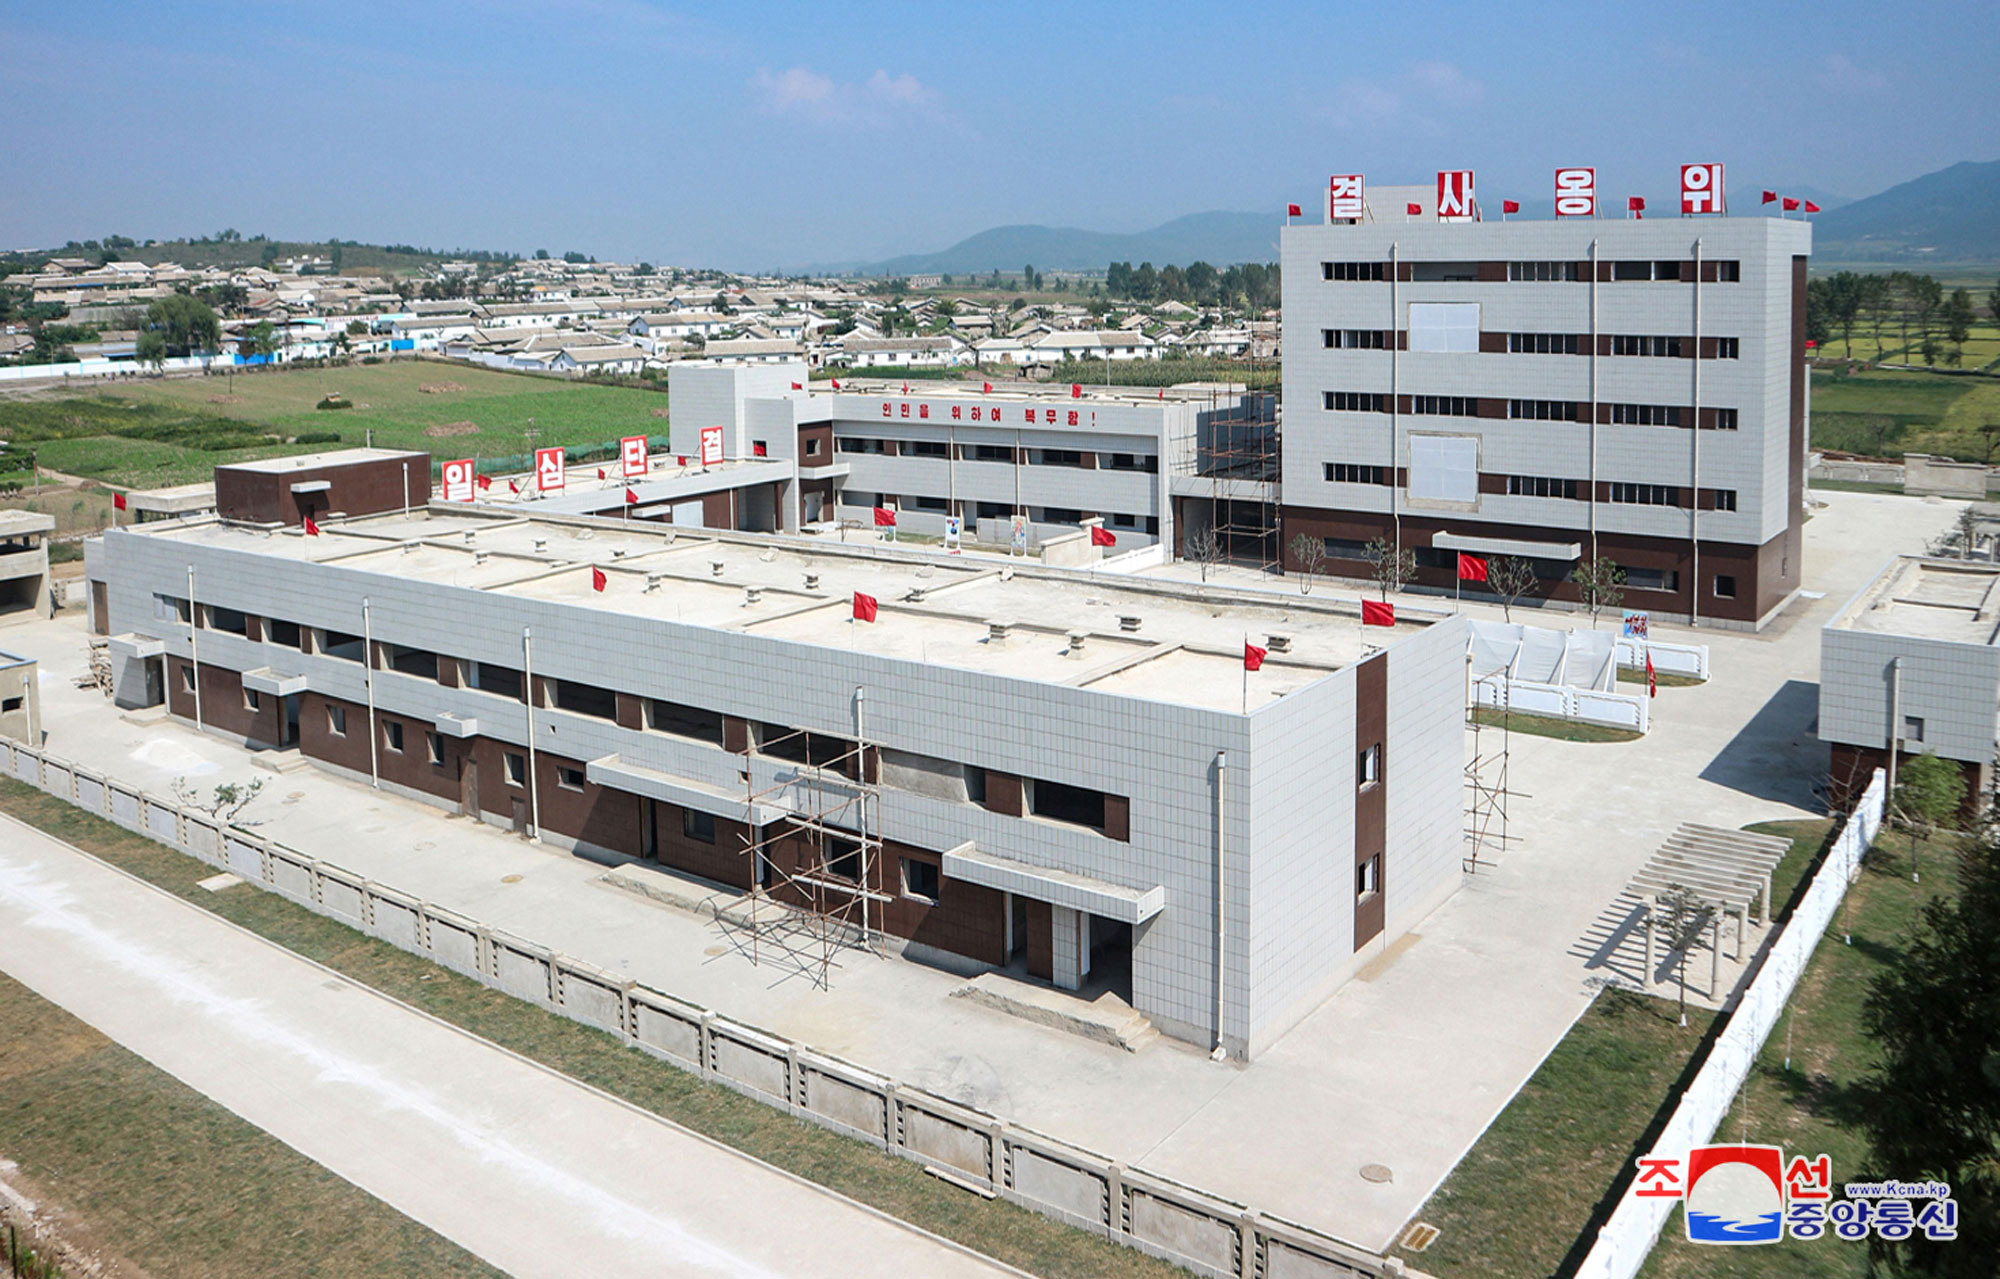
501, 874, 523, 884
1400, 1222, 1440, 1252
1360, 1163, 1395, 1184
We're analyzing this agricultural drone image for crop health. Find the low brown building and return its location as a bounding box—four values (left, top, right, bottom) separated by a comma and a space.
215, 448, 432, 526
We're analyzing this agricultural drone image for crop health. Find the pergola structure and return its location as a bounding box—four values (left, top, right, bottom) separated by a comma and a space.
1627, 823, 1791, 996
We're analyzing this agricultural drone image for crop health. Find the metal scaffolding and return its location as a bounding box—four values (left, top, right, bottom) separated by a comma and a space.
1464, 665, 1517, 873
1192, 375, 1282, 578
723, 703, 889, 989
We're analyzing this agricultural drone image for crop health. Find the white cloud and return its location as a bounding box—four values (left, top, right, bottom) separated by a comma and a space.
1318, 61, 1485, 136
1818, 53, 1889, 94
749, 65, 938, 126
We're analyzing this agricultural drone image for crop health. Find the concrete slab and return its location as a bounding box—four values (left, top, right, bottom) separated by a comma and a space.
23, 489, 1960, 1253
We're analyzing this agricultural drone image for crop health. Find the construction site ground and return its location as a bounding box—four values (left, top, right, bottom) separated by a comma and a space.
0, 489, 1956, 1256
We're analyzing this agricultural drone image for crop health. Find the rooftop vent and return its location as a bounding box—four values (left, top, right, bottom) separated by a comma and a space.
1118, 615, 1142, 633
1267, 634, 1292, 653
462, 530, 476, 544
745, 587, 764, 606
1066, 630, 1089, 656
906, 587, 929, 603
987, 621, 1013, 643
644, 573, 666, 593
533, 538, 547, 553
804, 572, 821, 590
711, 560, 726, 577
473, 550, 489, 565
612, 548, 627, 559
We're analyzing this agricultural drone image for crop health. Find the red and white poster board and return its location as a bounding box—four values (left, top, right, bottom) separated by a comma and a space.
620, 434, 648, 478
1680, 163, 1725, 215
535, 446, 565, 493
698, 424, 724, 467
1554, 167, 1596, 217
1436, 170, 1475, 221
442, 458, 475, 503
1328, 174, 1365, 221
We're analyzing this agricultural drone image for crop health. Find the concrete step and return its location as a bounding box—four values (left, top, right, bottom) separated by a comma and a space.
250, 749, 312, 775
596, 861, 750, 923
117, 705, 170, 727
949, 971, 1158, 1052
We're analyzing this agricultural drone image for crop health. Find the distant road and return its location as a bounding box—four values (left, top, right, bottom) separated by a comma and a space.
0, 815, 1021, 1279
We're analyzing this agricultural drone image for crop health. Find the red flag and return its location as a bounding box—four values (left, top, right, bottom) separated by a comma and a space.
982, 381, 992, 393
597, 467, 606, 480
1243, 641, 1267, 672
1090, 525, 1116, 547
303, 515, 321, 537
901, 381, 909, 394
1782, 197, 1800, 211
112, 491, 127, 511
591, 565, 607, 592
790, 381, 803, 390
1627, 195, 1646, 214
1456, 553, 1488, 582
676, 455, 687, 466
830, 378, 841, 389
1803, 200, 1820, 214
1406, 202, 1422, 215
1761, 190, 1778, 204
1157, 387, 1164, 401
753, 442, 767, 456
1070, 383, 1082, 398
852, 591, 878, 623
1286, 203, 1302, 217
1361, 599, 1395, 627
1501, 199, 1520, 214
1645, 650, 1657, 699
508, 479, 519, 493
872, 506, 896, 527
476, 473, 492, 491
624, 487, 638, 505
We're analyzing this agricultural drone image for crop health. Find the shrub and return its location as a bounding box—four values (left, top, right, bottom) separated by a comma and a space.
361, 355, 383, 364
293, 431, 342, 445
315, 393, 352, 410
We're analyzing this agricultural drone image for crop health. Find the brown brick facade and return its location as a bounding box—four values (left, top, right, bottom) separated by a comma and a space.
214, 452, 432, 526
167, 656, 283, 746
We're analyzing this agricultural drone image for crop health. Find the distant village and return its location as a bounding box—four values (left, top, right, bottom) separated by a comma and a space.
1, 251, 1279, 379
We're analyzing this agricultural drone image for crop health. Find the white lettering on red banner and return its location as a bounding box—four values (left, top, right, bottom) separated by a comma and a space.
1680, 162, 1725, 215
442, 458, 475, 503
620, 434, 648, 478
1329, 174, 1365, 220
1555, 167, 1596, 218
698, 424, 724, 467
535, 447, 565, 492
1436, 170, 1475, 222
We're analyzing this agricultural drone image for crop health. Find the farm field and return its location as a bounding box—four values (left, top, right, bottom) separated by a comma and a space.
0, 360, 671, 488
1810, 366, 2000, 462
1811, 319, 2000, 371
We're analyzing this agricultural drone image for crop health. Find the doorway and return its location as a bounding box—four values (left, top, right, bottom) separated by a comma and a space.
281, 694, 300, 749
640, 797, 658, 860
458, 756, 479, 819
510, 796, 530, 835
142, 656, 164, 708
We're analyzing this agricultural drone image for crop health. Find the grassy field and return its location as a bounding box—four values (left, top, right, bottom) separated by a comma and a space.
1809, 366, 2000, 462
0, 778, 1183, 1279
1471, 706, 1643, 743
1812, 319, 2000, 371
0, 361, 673, 487
0, 970, 501, 1279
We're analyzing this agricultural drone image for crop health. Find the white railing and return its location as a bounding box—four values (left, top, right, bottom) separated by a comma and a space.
1572, 769, 1887, 1279
1473, 676, 1651, 734
1613, 637, 1710, 680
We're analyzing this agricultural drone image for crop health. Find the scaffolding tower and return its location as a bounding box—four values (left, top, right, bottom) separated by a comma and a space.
726, 703, 889, 990
1188, 336, 1282, 577
1464, 665, 1517, 873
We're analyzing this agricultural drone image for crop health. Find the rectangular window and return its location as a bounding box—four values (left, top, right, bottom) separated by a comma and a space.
1607, 404, 1684, 427
1610, 335, 1686, 357
973, 501, 1012, 520
327, 704, 347, 736
1612, 260, 1652, 281
970, 444, 1013, 462
910, 494, 949, 512
647, 699, 724, 744
320, 630, 365, 662
1713, 574, 1737, 599
243, 687, 260, 712
758, 723, 854, 769
682, 807, 716, 843
386, 644, 439, 678
902, 857, 940, 902
1322, 328, 1389, 349
1713, 408, 1739, 431
505, 752, 526, 786
1322, 261, 1388, 281
1902, 715, 1925, 743
1714, 260, 1741, 282
1509, 399, 1580, 421
468, 662, 524, 702
204, 605, 249, 635
1654, 260, 1686, 282
552, 680, 617, 721
1409, 261, 1478, 283
1607, 483, 1681, 506
180, 665, 195, 693
1103, 452, 1148, 471
804, 437, 822, 456
1506, 475, 1582, 499
1358, 743, 1382, 787
1034, 449, 1085, 467
1324, 536, 1371, 559
1714, 337, 1740, 359
905, 440, 949, 458
426, 730, 444, 766
267, 618, 303, 649
1711, 489, 1738, 512
1029, 778, 1109, 832
1508, 261, 1579, 282
824, 835, 862, 881
383, 721, 404, 753
1622, 567, 1680, 592
557, 765, 585, 791
1325, 391, 1389, 413
1325, 462, 1388, 485
837, 437, 886, 454
1356, 855, 1380, 899
1409, 395, 1476, 417
1507, 332, 1582, 354
154, 593, 192, 624
1036, 507, 1084, 526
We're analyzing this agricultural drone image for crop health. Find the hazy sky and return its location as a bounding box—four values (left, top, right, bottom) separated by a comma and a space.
4, 1, 1993, 270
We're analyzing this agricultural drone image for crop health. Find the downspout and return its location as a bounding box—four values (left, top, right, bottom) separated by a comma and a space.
186, 565, 203, 732
522, 626, 542, 842
856, 685, 870, 945
362, 597, 379, 789
1212, 748, 1229, 1061
1887, 656, 1902, 805
1389, 244, 1401, 565
1588, 240, 1600, 563
1690, 238, 1703, 628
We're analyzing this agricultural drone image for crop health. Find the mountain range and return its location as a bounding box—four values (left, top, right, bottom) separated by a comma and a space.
849, 160, 2000, 276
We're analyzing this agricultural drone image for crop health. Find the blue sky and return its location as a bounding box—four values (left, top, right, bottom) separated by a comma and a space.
3, 1, 1993, 270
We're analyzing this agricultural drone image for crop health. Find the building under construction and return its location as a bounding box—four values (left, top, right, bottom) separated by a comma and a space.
88, 497, 1467, 1060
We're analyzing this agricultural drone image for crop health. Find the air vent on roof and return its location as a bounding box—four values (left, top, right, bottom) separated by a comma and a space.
711, 560, 726, 577
612, 548, 627, 559
1066, 630, 1089, 656
745, 587, 763, 606
906, 587, 928, 603
533, 538, 547, 552
644, 573, 665, 593
1267, 634, 1292, 653
463, 530, 476, 544
987, 621, 1012, 643
474, 550, 489, 565
1118, 615, 1142, 632
804, 572, 821, 590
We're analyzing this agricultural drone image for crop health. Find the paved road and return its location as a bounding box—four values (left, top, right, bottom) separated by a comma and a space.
0, 815, 1019, 1279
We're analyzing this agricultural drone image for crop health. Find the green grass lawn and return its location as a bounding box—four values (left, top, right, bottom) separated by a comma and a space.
0, 970, 502, 1279
1813, 320, 2000, 370
1471, 706, 1643, 743
1810, 365, 2000, 463
0, 361, 673, 487
0, 778, 1183, 1279
1615, 667, 1704, 690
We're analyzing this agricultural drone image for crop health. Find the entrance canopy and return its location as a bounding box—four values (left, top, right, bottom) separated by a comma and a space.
1433, 531, 1582, 561
942, 842, 1164, 924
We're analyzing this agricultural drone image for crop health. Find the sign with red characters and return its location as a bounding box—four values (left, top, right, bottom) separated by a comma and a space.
1555, 167, 1597, 217
1681, 162, 1726, 215
1436, 170, 1475, 221
1328, 174, 1366, 220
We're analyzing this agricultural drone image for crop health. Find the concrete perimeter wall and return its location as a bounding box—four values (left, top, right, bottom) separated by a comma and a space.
0, 736, 1391, 1279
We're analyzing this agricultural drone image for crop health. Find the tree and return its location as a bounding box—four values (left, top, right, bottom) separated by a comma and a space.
1488, 556, 1541, 621
171, 776, 265, 823
145, 293, 220, 357
1653, 884, 1716, 1027
1568, 556, 1625, 624
1823, 270, 1865, 357
1892, 750, 1968, 885
1288, 532, 1327, 595
1860, 273, 1894, 361
1362, 536, 1415, 600
1988, 275, 2000, 326
1943, 287, 1976, 367
135, 328, 167, 371
1185, 523, 1223, 582
1859, 807, 2000, 1274
240, 320, 279, 364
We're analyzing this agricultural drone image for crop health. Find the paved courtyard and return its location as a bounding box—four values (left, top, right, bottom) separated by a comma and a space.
0, 490, 1957, 1253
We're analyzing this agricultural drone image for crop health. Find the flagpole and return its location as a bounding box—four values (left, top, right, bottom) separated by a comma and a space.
1241, 634, 1248, 715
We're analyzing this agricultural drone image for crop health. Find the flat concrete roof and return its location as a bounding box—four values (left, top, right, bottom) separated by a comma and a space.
822, 378, 1249, 410
127, 481, 217, 514
1828, 556, 2000, 645
0, 510, 55, 537
217, 447, 426, 474
117, 507, 1431, 710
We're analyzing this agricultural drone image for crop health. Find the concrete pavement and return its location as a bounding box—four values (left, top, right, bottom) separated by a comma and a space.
0, 815, 1022, 1279
2, 489, 1960, 1253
